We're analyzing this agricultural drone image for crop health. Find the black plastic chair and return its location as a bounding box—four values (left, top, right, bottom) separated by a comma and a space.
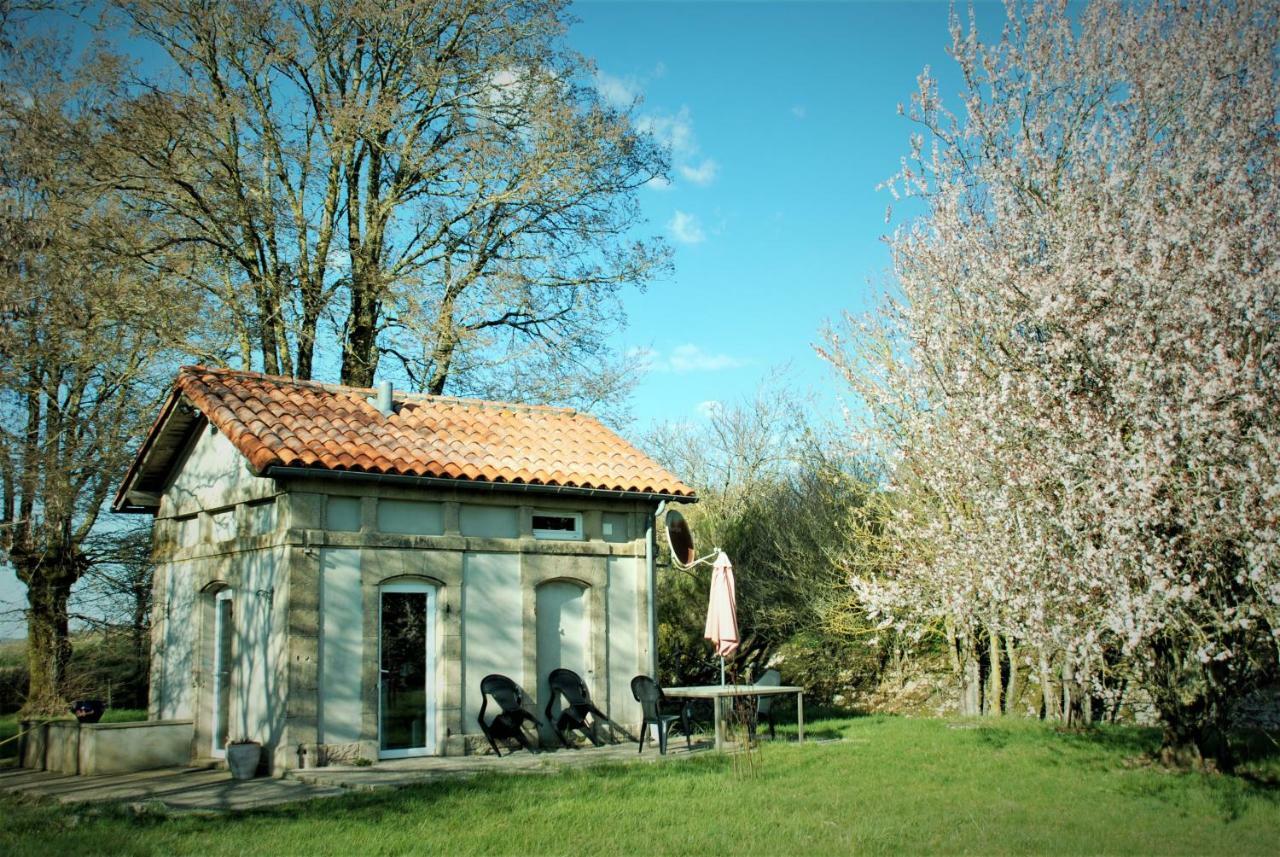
544, 668, 610, 748
630, 675, 691, 755
477, 673, 543, 757
753, 668, 782, 740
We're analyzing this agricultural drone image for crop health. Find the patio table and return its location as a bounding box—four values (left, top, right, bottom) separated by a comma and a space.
662, 684, 805, 751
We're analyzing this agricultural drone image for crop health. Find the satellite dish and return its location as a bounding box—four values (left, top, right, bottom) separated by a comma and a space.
664, 509, 717, 569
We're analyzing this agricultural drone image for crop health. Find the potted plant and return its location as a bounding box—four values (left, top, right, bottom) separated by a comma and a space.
225, 738, 262, 780
70, 700, 105, 724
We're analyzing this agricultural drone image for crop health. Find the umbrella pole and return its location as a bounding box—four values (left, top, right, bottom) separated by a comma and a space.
720, 655, 725, 687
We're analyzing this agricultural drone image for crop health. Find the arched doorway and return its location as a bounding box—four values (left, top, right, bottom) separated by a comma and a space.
378, 580, 438, 758
209, 587, 234, 759
536, 580, 591, 738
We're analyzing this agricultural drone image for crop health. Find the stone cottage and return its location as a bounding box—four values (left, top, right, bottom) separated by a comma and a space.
113, 366, 694, 773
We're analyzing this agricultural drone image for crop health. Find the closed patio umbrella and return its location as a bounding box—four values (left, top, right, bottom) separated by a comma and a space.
704, 551, 739, 685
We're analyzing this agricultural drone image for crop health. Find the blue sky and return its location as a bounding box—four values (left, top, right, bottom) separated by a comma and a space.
0, 1, 999, 639
570, 0, 997, 429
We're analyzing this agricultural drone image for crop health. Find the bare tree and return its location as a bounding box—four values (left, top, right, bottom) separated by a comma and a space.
103, 0, 669, 399
73, 523, 155, 709
0, 33, 200, 714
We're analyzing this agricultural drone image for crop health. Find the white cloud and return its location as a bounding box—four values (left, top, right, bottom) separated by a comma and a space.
636, 105, 720, 188
791, 104, 808, 120
629, 344, 747, 374
594, 70, 641, 108
637, 107, 698, 159
677, 158, 719, 186
669, 344, 744, 372
596, 68, 719, 189
667, 210, 706, 245
695, 400, 723, 419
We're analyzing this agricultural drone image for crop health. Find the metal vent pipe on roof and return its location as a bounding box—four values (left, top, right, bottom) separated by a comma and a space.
372, 379, 393, 415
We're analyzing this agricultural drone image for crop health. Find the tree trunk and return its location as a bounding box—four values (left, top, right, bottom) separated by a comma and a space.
341, 272, 381, 387
294, 274, 323, 381
963, 649, 981, 715
426, 332, 457, 396
1038, 648, 1059, 721
1061, 658, 1074, 727
426, 267, 463, 395
1148, 639, 1234, 771
986, 626, 1003, 717
17, 558, 79, 716
948, 620, 982, 715
1079, 654, 1093, 726
1004, 635, 1019, 716
254, 280, 282, 376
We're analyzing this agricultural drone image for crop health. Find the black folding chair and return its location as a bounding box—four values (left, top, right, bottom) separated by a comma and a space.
544, 668, 611, 748
630, 675, 692, 755
477, 673, 543, 756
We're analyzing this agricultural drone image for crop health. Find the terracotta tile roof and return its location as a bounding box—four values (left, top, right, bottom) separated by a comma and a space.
134, 365, 694, 500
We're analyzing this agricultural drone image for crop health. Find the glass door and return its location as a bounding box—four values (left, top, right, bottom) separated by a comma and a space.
379, 583, 436, 758
211, 589, 233, 759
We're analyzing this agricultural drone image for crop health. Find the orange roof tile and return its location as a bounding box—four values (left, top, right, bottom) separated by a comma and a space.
119, 366, 694, 507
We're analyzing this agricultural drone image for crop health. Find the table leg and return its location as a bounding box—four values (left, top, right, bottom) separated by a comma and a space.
714, 696, 725, 751
797, 692, 805, 744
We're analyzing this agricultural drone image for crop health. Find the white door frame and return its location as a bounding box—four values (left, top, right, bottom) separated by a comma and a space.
210, 588, 234, 760
378, 581, 438, 759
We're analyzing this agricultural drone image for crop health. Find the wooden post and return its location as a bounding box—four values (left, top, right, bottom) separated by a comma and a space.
797, 692, 805, 744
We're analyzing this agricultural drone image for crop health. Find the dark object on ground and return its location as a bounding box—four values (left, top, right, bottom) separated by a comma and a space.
545, 668, 611, 747
631, 675, 691, 755
71, 700, 105, 724
477, 674, 543, 757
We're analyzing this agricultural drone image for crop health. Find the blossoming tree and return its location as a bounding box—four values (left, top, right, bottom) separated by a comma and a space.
822, 0, 1279, 768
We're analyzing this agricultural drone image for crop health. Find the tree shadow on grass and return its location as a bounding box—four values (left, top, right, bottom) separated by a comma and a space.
218, 753, 735, 829
1052, 724, 1161, 757
1052, 724, 1280, 821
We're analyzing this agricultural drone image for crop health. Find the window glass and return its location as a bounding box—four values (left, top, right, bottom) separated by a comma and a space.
532, 511, 582, 540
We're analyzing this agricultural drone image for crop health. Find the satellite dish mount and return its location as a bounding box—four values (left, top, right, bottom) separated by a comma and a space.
664, 509, 732, 687
663, 509, 718, 569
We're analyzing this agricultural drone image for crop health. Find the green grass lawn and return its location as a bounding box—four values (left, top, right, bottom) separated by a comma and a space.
2, 715, 1278, 856
0, 713, 18, 763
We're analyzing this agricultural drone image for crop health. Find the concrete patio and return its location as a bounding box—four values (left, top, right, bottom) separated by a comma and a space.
0, 737, 717, 813
0, 765, 347, 813
289, 735, 715, 791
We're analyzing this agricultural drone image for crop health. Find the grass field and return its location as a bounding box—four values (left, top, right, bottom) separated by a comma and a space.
2, 715, 1278, 856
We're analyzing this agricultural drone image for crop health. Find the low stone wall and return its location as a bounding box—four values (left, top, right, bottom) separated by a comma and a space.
45, 721, 81, 774
78, 720, 194, 775
20, 719, 193, 775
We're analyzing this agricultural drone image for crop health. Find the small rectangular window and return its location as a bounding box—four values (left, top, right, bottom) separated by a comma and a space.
532, 511, 583, 540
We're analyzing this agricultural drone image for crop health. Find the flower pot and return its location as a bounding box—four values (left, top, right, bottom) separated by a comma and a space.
226, 742, 262, 780
71, 700, 105, 724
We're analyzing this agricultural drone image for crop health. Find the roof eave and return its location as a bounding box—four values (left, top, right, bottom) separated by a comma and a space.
262, 465, 697, 504
111, 388, 203, 514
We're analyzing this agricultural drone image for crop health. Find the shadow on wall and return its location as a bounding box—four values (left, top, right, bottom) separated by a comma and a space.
234, 550, 287, 765
156, 569, 196, 721
535, 579, 590, 746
